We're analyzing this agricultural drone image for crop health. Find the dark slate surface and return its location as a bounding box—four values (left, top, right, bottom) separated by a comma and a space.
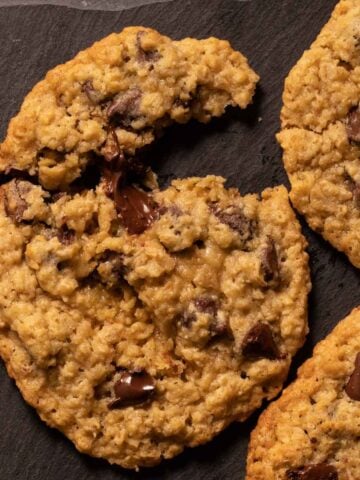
2, 0, 358, 479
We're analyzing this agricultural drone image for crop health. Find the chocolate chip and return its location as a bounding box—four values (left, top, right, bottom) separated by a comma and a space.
345, 352, 360, 400
261, 238, 280, 284
193, 296, 229, 337
108, 370, 155, 409
344, 171, 360, 204
97, 250, 126, 283
115, 185, 158, 235
158, 204, 182, 217
346, 105, 360, 143
107, 88, 142, 125
194, 296, 218, 317
286, 464, 338, 480
57, 225, 76, 245
210, 317, 228, 337
242, 322, 281, 360
3, 179, 32, 222
211, 204, 253, 240
337, 59, 352, 71
82, 80, 102, 104
101, 127, 122, 163
136, 31, 161, 64
177, 311, 196, 329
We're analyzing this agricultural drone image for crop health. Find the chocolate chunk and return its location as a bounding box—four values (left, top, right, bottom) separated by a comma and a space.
242, 322, 281, 360
211, 204, 253, 240
286, 464, 338, 480
194, 296, 228, 337
57, 225, 76, 245
107, 88, 142, 124
158, 204, 182, 217
3, 179, 32, 222
261, 238, 280, 283
177, 311, 196, 329
346, 105, 360, 142
210, 317, 228, 336
82, 80, 102, 104
115, 185, 158, 235
194, 296, 218, 317
345, 352, 360, 400
338, 59, 352, 71
344, 171, 360, 204
101, 127, 122, 163
136, 31, 161, 63
97, 250, 126, 283
108, 370, 155, 409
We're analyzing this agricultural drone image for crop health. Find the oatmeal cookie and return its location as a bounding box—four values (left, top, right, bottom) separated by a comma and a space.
0, 26, 258, 190
277, 0, 360, 267
246, 307, 360, 480
0, 174, 310, 469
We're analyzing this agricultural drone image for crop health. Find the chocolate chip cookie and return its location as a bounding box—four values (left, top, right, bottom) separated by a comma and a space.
246, 307, 360, 480
277, 0, 360, 267
0, 26, 258, 190
0, 171, 310, 469
0, 25, 310, 469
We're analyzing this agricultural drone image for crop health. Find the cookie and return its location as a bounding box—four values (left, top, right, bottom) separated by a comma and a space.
0, 26, 259, 190
277, 0, 360, 267
0, 172, 310, 469
103, 176, 310, 359
246, 307, 360, 480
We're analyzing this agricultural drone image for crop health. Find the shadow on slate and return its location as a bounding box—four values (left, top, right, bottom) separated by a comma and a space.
2, 0, 359, 479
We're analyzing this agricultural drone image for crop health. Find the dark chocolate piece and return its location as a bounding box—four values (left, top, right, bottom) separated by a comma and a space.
211, 204, 253, 240
115, 185, 158, 234
136, 31, 161, 63
286, 464, 338, 480
107, 88, 142, 123
57, 225, 76, 245
344, 171, 360, 204
242, 322, 280, 360
101, 127, 122, 163
194, 296, 218, 317
3, 179, 32, 222
97, 250, 126, 281
82, 80, 102, 104
345, 352, 360, 400
108, 370, 155, 408
346, 105, 360, 143
261, 238, 280, 283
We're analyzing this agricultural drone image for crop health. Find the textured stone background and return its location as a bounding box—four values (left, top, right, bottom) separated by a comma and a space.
0, 0, 170, 9
1, 1, 356, 480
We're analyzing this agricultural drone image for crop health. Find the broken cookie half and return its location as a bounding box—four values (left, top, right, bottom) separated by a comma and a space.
0, 26, 259, 191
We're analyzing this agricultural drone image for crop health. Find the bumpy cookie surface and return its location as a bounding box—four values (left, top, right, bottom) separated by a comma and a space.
0, 172, 310, 469
246, 307, 360, 480
277, 0, 360, 267
0, 26, 258, 190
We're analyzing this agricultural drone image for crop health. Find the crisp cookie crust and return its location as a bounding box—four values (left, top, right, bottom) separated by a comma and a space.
0, 26, 258, 190
277, 0, 360, 267
0, 174, 310, 469
246, 307, 360, 480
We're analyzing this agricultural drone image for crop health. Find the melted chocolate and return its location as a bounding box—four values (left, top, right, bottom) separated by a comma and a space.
261, 238, 280, 283
242, 322, 281, 360
115, 185, 158, 234
211, 204, 253, 240
346, 105, 360, 143
286, 464, 338, 480
108, 370, 155, 408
